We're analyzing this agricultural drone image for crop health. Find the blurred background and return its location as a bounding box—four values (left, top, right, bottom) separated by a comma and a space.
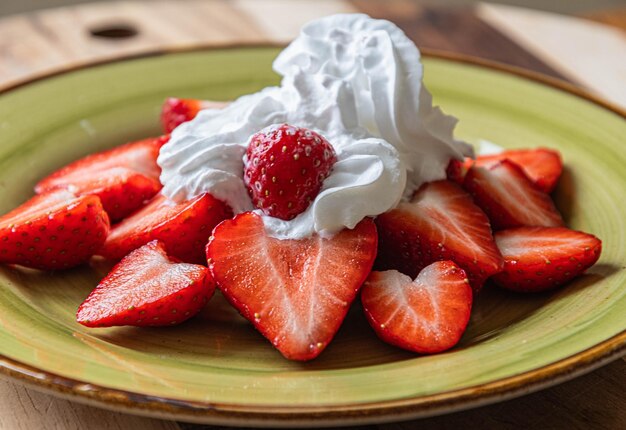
1, 0, 626, 17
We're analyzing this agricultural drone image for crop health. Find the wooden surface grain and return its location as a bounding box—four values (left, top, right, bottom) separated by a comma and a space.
583, 7, 626, 30
0, 1, 624, 429
0, 381, 180, 430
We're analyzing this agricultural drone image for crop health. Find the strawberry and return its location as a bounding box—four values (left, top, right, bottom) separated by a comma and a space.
472, 148, 562, 193
35, 136, 169, 221
375, 180, 503, 291
362, 261, 473, 354
160, 98, 227, 133
446, 158, 473, 185
463, 160, 564, 230
0, 190, 110, 270
243, 124, 337, 220
491, 227, 602, 292
207, 212, 377, 361
77, 240, 215, 327
98, 193, 231, 264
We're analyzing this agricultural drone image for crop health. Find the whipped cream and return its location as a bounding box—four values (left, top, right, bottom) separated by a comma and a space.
158, 13, 473, 239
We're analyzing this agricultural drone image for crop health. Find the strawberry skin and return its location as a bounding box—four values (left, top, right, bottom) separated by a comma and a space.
492, 227, 602, 292
375, 180, 503, 291
362, 261, 473, 354
77, 241, 215, 327
446, 158, 473, 185
207, 212, 378, 361
161, 98, 202, 133
0, 190, 110, 270
35, 136, 169, 221
98, 193, 231, 264
160, 98, 226, 133
51, 168, 160, 222
244, 124, 337, 220
463, 160, 564, 230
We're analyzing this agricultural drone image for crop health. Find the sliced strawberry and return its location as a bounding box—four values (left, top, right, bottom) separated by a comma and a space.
491, 227, 602, 292
446, 158, 473, 185
207, 212, 378, 361
447, 149, 562, 193
48, 168, 160, 222
98, 193, 231, 264
473, 148, 562, 193
362, 261, 473, 354
160, 98, 227, 133
375, 180, 503, 291
463, 160, 564, 230
35, 136, 169, 221
77, 240, 215, 327
0, 190, 110, 270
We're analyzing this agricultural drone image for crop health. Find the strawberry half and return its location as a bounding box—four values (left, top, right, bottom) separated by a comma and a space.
472, 148, 562, 194
98, 193, 231, 264
160, 98, 227, 133
77, 240, 215, 327
362, 261, 473, 354
375, 180, 503, 291
447, 148, 562, 193
463, 160, 564, 230
491, 227, 602, 292
35, 136, 169, 221
207, 212, 378, 361
0, 190, 110, 270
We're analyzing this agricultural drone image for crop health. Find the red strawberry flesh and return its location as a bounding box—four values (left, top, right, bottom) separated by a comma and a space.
492, 227, 602, 292
463, 160, 564, 230
160, 98, 226, 133
35, 136, 169, 221
362, 261, 473, 354
77, 240, 215, 327
98, 192, 231, 264
375, 180, 503, 290
244, 124, 337, 220
446, 158, 473, 185
473, 148, 562, 193
0, 190, 110, 270
207, 212, 378, 361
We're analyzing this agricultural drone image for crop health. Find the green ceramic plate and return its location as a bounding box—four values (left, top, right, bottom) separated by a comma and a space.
0, 47, 624, 427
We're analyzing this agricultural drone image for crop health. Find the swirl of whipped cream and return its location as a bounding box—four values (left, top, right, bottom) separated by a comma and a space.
158, 13, 473, 239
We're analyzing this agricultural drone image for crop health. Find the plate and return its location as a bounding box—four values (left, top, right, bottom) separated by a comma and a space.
0, 47, 624, 427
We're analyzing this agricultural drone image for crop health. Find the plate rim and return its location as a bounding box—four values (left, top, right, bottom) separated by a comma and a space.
0, 45, 624, 426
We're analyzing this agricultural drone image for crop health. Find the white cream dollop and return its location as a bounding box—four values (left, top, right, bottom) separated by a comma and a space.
158, 13, 473, 239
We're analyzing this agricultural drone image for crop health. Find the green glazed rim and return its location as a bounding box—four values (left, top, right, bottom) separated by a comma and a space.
0, 47, 624, 427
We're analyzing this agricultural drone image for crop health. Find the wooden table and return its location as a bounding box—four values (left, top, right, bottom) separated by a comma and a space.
0, 2, 624, 429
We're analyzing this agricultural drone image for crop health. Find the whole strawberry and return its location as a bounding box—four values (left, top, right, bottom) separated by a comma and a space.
244, 124, 336, 220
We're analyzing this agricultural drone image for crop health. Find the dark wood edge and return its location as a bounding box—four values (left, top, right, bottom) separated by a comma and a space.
0, 44, 625, 426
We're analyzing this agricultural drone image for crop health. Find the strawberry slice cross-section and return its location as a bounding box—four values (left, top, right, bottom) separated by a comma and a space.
492, 227, 602, 292
362, 261, 473, 354
448, 148, 562, 194
375, 180, 503, 291
0, 190, 110, 270
35, 136, 169, 221
463, 160, 564, 230
77, 240, 215, 327
207, 212, 378, 361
